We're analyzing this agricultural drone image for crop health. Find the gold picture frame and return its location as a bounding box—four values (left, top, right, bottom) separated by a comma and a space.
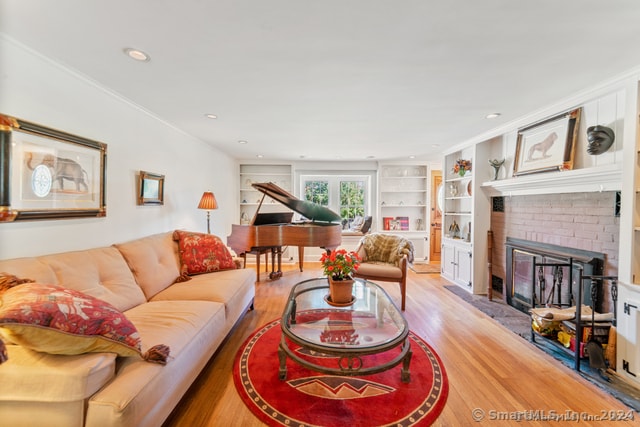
138, 171, 164, 205
513, 108, 581, 176
0, 114, 107, 222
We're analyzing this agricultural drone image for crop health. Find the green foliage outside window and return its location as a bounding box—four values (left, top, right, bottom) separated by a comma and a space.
340, 181, 365, 219
303, 178, 366, 222
304, 180, 329, 206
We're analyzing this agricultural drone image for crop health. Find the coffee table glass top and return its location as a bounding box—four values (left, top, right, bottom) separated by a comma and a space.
281, 277, 408, 350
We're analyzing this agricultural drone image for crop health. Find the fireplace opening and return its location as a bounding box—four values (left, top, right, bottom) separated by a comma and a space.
505, 238, 605, 314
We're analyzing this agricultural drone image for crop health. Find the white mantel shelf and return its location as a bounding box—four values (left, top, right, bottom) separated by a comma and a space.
480, 164, 622, 197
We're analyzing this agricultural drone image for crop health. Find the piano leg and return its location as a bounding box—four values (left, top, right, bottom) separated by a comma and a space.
297, 246, 304, 272
268, 246, 283, 280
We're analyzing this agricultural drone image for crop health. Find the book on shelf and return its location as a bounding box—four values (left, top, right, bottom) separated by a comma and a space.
396, 216, 409, 231
383, 217, 393, 231
383, 216, 411, 231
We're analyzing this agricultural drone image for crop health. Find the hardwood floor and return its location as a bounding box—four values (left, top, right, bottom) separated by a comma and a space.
163, 264, 634, 427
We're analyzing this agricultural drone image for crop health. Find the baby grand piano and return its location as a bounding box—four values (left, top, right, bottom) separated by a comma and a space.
227, 182, 342, 280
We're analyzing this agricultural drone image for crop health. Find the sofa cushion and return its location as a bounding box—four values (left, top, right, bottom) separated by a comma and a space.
151, 268, 254, 306
0, 283, 142, 357
173, 230, 236, 275
39, 246, 146, 312
150, 268, 256, 332
114, 232, 181, 299
85, 300, 226, 427
0, 257, 59, 286
0, 344, 116, 402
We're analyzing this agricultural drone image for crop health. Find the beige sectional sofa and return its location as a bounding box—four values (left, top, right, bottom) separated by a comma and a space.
0, 231, 256, 427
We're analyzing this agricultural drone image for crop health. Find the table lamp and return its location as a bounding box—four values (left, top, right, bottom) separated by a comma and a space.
197, 191, 218, 234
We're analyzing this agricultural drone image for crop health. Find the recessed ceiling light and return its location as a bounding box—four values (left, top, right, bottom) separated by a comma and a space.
486, 112, 501, 119
408, 155, 415, 159
366, 155, 375, 159
205, 114, 217, 119
256, 154, 263, 158
123, 48, 150, 62
238, 140, 248, 144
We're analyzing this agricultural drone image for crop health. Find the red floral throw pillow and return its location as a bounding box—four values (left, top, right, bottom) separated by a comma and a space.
0, 283, 169, 364
174, 230, 236, 276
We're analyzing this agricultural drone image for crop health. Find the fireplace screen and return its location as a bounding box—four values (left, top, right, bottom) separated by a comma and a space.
506, 238, 604, 314
511, 250, 582, 312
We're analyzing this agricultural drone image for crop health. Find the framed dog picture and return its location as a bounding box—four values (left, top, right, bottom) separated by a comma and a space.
513, 108, 581, 176
0, 114, 107, 221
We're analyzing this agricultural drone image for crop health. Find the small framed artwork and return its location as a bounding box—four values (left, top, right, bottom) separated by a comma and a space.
389, 219, 401, 231
0, 114, 107, 222
138, 171, 164, 205
513, 108, 581, 177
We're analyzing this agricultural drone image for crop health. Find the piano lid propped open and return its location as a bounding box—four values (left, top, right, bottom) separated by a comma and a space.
252, 182, 341, 224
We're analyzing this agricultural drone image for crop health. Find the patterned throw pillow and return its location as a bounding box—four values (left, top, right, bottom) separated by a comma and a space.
0, 283, 169, 363
173, 230, 237, 276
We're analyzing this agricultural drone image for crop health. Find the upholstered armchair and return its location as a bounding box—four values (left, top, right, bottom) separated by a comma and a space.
352, 233, 414, 310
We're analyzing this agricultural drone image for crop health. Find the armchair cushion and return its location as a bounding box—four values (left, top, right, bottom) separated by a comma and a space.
359, 233, 414, 266
355, 263, 403, 280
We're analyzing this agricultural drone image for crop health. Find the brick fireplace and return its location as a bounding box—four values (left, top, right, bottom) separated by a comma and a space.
491, 191, 619, 312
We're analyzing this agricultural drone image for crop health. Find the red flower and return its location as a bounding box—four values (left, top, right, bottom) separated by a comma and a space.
320, 249, 360, 280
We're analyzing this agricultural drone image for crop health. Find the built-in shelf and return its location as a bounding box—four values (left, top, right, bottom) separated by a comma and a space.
447, 174, 473, 182
378, 162, 430, 261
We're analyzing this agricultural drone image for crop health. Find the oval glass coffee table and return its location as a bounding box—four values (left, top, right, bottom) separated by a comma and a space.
279, 277, 412, 382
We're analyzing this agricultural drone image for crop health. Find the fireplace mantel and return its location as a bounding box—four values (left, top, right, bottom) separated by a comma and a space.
480, 164, 622, 197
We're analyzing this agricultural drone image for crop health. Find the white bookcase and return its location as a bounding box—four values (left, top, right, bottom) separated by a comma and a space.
377, 162, 430, 262
441, 143, 491, 293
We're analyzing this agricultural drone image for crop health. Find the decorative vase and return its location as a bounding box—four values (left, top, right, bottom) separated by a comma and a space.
488, 158, 505, 181
449, 183, 458, 197
327, 276, 355, 304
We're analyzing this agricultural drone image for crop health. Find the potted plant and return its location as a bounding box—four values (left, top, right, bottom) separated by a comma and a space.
320, 249, 360, 304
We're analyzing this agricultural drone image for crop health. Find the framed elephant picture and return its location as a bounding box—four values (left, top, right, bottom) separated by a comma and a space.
0, 113, 107, 221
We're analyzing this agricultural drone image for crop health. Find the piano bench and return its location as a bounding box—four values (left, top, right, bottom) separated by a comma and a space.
240, 248, 271, 281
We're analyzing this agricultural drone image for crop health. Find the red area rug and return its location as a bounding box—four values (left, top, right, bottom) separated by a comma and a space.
233, 318, 448, 426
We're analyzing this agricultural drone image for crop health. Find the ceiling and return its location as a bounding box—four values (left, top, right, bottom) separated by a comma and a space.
2, 1, 640, 163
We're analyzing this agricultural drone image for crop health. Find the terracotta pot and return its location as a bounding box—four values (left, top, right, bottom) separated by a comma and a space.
328, 276, 354, 304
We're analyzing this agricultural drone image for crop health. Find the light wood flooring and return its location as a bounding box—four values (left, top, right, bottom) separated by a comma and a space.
163, 263, 635, 426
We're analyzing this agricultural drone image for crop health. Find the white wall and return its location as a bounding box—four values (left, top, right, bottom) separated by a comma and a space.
0, 36, 237, 259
